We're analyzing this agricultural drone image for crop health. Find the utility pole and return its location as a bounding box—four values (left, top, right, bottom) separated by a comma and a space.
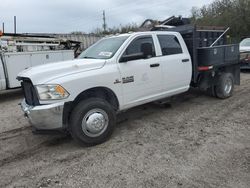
2, 22, 4, 33
14, 16, 16, 34
102, 10, 107, 33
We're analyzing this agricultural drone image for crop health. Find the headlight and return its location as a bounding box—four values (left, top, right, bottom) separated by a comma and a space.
36, 85, 70, 100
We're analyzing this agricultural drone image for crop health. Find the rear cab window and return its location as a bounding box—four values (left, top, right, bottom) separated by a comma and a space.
157, 35, 183, 56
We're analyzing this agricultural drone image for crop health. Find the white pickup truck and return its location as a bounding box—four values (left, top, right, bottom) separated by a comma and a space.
18, 28, 240, 145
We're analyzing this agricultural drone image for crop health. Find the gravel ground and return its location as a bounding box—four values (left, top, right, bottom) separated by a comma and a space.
0, 73, 249, 188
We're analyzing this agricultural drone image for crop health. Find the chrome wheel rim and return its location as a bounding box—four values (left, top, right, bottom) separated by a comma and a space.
224, 78, 232, 94
82, 109, 109, 138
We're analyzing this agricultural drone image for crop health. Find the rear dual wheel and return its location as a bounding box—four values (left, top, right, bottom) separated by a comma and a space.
215, 73, 234, 99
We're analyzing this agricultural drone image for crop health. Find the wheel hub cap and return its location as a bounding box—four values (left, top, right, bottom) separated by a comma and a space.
86, 113, 105, 133
224, 79, 232, 94
82, 109, 109, 137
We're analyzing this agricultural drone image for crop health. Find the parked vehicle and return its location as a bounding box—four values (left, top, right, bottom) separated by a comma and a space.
240, 38, 250, 69
240, 38, 250, 52
18, 17, 240, 146
0, 33, 77, 91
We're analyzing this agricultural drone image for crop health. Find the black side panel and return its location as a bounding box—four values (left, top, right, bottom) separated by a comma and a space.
21, 79, 40, 106
197, 44, 239, 67
233, 64, 241, 85
197, 46, 224, 66
62, 101, 73, 128
224, 45, 239, 62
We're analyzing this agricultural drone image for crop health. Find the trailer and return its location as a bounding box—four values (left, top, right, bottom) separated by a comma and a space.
0, 33, 77, 91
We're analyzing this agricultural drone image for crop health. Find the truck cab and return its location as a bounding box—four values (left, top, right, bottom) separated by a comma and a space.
18, 31, 192, 145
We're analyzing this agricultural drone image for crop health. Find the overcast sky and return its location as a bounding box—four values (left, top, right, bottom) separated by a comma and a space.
0, 0, 214, 34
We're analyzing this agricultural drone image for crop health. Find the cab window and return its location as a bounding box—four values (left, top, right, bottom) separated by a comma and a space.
157, 35, 183, 56
124, 36, 156, 57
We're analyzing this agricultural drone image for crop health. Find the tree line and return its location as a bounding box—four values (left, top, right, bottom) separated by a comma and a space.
90, 23, 139, 36
191, 0, 250, 41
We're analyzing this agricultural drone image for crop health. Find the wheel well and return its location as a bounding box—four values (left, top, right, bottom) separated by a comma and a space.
73, 87, 119, 110
196, 64, 240, 90
63, 87, 119, 127
216, 65, 240, 85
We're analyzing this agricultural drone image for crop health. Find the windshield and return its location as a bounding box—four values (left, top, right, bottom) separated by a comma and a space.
240, 38, 250, 47
79, 36, 129, 59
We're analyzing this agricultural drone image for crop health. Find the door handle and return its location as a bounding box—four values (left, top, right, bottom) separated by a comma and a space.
182, 59, 190, 63
150, 63, 160, 68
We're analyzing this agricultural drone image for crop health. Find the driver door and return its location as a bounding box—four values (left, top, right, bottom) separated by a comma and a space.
118, 35, 162, 108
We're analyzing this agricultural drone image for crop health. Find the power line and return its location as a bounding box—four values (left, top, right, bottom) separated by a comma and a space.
2, 22, 4, 33
14, 16, 16, 34
103, 10, 107, 32
60, 0, 173, 29
23, 0, 184, 32
61, 0, 170, 27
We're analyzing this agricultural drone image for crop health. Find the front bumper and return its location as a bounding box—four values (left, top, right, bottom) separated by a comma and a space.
21, 100, 65, 130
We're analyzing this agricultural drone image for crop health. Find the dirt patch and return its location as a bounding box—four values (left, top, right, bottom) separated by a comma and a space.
0, 74, 249, 188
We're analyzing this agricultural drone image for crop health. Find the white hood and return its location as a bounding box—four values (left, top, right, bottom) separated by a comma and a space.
18, 58, 106, 85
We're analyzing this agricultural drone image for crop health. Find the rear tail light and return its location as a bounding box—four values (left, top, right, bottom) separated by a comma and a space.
198, 66, 214, 71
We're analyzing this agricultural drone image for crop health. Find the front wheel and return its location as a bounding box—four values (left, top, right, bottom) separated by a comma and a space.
215, 73, 234, 99
69, 98, 116, 146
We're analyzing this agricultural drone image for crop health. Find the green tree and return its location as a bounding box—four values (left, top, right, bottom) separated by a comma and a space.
91, 23, 139, 36
191, 0, 250, 41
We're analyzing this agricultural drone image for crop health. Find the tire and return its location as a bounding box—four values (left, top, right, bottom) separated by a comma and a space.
69, 98, 116, 146
215, 73, 234, 99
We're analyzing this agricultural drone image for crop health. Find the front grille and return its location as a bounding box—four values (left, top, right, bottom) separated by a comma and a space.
21, 79, 40, 106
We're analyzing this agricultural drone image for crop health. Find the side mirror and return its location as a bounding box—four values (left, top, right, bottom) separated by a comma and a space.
119, 52, 144, 63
